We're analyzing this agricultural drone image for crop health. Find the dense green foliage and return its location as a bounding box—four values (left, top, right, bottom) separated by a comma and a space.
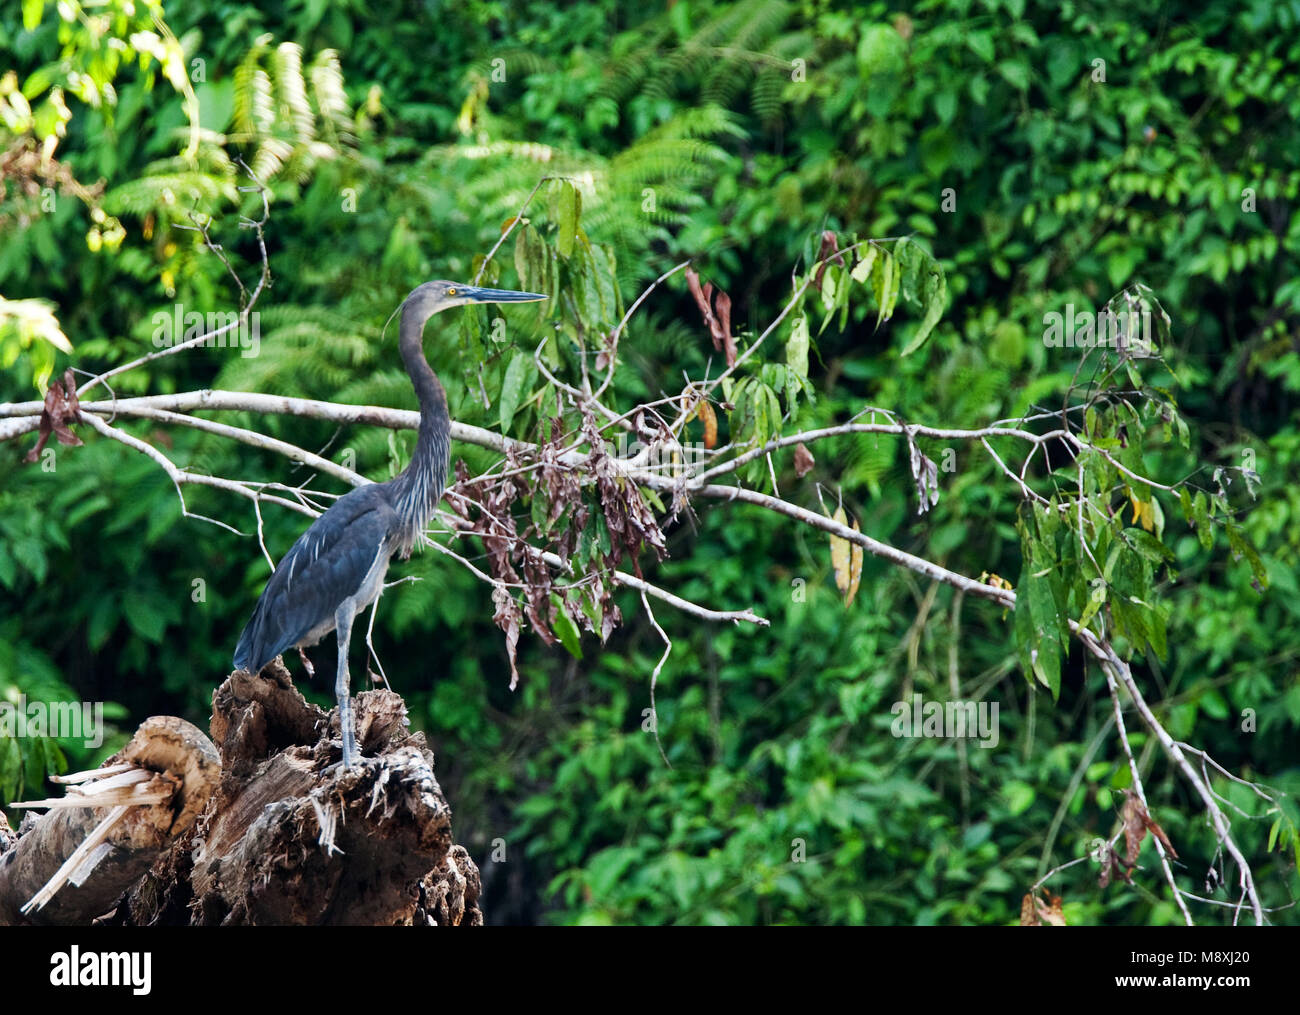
2, 0, 1298, 925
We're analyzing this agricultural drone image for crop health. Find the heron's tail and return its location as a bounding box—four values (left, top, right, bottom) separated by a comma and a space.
232, 606, 263, 673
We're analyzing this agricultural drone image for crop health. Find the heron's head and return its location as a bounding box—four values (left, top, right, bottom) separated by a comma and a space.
405, 280, 548, 322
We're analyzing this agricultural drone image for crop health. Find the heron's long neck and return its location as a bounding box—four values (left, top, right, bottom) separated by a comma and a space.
392, 309, 450, 547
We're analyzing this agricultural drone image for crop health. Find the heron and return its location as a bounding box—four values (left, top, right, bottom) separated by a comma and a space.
233, 280, 548, 768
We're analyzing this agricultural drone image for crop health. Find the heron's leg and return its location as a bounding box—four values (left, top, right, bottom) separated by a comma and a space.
365, 598, 391, 690
334, 604, 359, 768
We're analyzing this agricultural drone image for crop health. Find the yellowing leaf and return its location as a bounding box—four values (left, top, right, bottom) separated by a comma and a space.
830, 507, 850, 594
698, 400, 717, 449
979, 571, 1012, 591
850, 245, 877, 283
829, 507, 864, 607
787, 313, 810, 378
820, 268, 837, 313
848, 521, 863, 605
1129, 490, 1155, 532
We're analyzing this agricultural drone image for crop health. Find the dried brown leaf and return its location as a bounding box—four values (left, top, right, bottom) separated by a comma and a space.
1036, 890, 1067, 926
714, 290, 735, 367
1147, 815, 1178, 859
793, 442, 815, 478
1122, 792, 1147, 867
491, 585, 522, 692
24, 370, 83, 463
684, 267, 734, 365
1097, 842, 1131, 888
1019, 889, 1066, 926
813, 230, 844, 290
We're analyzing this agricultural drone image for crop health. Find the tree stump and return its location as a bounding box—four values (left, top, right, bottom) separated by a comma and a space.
0, 661, 481, 926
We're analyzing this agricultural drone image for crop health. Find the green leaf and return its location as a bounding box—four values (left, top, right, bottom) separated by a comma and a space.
195, 79, 236, 133
588, 243, 620, 324
640, 485, 666, 513
764, 384, 782, 438
820, 265, 838, 314
87, 596, 118, 652
850, 245, 877, 284
873, 252, 896, 329
1015, 529, 1064, 699
530, 483, 549, 533
1198, 687, 1228, 720
1000, 61, 1030, 91
556, 180, 580, 259
498, 351, 535, 434
1003, 780, 1036, 816
123, 590, 166, 643
512, 226, 548, 292
967, 32, 995, 64
787, 313, 810, 379
899, 258, 946, 357
550, 595, 583, 659
1125, 529, 1176, 568
22, 0, 43, 32
1078, 579, 1106, 630
1147, 604, 1168, 660
1193, 491, 1212, 549
1225, 518, 1269, 590
1267, 817, 1281, 853
538, 380, 557, 425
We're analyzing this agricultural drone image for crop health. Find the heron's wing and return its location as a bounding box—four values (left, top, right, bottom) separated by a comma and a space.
233, 485, 399, 673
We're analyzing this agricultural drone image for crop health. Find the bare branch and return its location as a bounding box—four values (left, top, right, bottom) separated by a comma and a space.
592, 260, 693, 400
75, 160, 272, 402
78, 413, 316, 525
1075, 625, 1266, 924
1102, 658, 1195, 925
682, 481, 1014, 608
1, 391, 526, 457
639, 589, 673, 767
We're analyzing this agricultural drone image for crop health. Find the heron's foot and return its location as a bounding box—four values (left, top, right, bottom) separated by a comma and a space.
297, 646, 316, 680
328, 732, 360, 769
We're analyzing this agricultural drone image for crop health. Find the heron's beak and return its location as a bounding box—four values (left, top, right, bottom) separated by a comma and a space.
461, 286, 548, 303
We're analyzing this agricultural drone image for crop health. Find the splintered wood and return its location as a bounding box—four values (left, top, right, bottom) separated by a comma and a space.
0, 716, 219, 924
1, 664, 481, 926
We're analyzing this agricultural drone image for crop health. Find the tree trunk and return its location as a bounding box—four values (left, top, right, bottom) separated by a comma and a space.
0, 662, 481, 926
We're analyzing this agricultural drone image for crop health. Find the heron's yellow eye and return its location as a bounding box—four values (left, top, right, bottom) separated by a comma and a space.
447, 288, 457, 296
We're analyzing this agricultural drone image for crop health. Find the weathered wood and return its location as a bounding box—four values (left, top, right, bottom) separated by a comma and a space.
2, 663, 480, 926
122, 661, 481, 926
0, 716, 220, 925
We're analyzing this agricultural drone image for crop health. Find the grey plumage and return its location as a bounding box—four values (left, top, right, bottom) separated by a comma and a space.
233, 280, 547, 767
